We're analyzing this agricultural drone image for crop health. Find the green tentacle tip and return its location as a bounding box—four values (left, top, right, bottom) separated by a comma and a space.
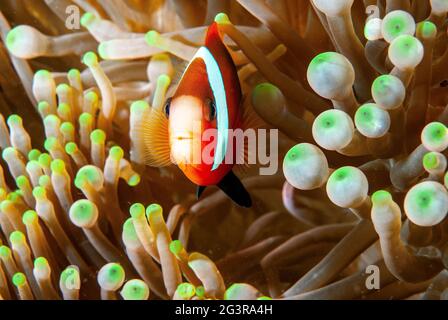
412, 189, 435, 210
51, 159, 66, 173
79, 112, 93, 126
2, 147, 16, 160
355, 104, 376, 125
83, 51, 99, 67
224, 283, 244, 300
38, 175, 51, 187
317, 111, 337, 129
253, 82, 278, 97
308, 52, 338, 71
16, 175, 29, 189
145, 30, 160, 45
425, 122, 446, 142
35, 69, 51, 79
121, 280, 149, 300
44, 137, 59, 152
146, 203, 162, 218
12, 272, 26, 287
56, 83, 71, 94
65, 142, 78, 155
7, 191, 22, 203
284, 144, 309, 163
169, 240, 184, 255
38, 153, 52, 167
257, 296, 272, 300
22, 210, 38, 225
90, 129, 106, 144
372, 190, 392, 205
75, 165, 103, 189
123, 218, 138, 241
9, 231, 25, 244
109, 146, 124, 161
7, 114, 22, 126
176, 283, 195, 299
0, 200, 12, 212
417, 21, 436, 38
33, 186, 46, 199
70, 199, 97, 226
330, 166, 352, 182
391, 35, 420, 56
5, 27, 22, 51
98, 42, 107, 59
215, 13, 230, 24
128, 174, 140, 187
80, 12, 96, 27
131, 100, 149, 113
102, 263, 125, 286
26, 160, 41, 171
383, 14, 411, 39
61, 266, 77, 278
85, 91, 98, 102
58, 103, 71, 116
0, 245, 11, 258
68, 68, 80, 79
38, 101, 50, 113
129, 203, 145, 218
28, 149, 41, 161
423, 152, 439, 170
157, 74, 171, 87
61, 122, 75, 134
60, 266, 79, 286
195, 286, 205, 298
34, 257, 48, 270
44, 114, 60, 126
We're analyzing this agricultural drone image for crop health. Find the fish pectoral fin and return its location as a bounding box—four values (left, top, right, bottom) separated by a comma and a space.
241, 96, 265, 132
137, 109, 172, 167
196, 185, 206, 199
233, 98, 266, 174
217, 171, 252, 208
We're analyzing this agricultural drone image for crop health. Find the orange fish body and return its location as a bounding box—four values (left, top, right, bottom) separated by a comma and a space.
171, 22, 241, 186
143, 22, 252, 207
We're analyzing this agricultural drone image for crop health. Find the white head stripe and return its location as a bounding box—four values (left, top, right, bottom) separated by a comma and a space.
189, 46, 229, 171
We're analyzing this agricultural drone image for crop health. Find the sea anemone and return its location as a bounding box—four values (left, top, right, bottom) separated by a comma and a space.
0, 0, 447, 301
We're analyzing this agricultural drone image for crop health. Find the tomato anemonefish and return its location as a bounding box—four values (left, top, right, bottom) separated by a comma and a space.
141, 21, 253, 207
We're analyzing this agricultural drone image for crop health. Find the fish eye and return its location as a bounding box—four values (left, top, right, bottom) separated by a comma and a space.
164, 97, 172, 118
205, 98, 216, 121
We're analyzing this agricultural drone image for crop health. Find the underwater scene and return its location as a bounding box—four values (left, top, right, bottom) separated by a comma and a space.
0, 0, 447, 302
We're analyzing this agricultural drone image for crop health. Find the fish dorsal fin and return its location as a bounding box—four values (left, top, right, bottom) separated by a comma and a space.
217, 171, 252, 208
140, 108, 172, 167
170, 57, 189, 88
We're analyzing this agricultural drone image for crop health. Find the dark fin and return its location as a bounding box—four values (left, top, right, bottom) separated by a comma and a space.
217, 171, 252, 208
196, 185, 206, 199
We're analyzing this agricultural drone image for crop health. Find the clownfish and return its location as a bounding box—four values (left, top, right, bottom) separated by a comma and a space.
140, 22, 255, 207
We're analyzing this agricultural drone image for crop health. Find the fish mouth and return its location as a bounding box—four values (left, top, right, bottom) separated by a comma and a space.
175, 136, 192, 141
